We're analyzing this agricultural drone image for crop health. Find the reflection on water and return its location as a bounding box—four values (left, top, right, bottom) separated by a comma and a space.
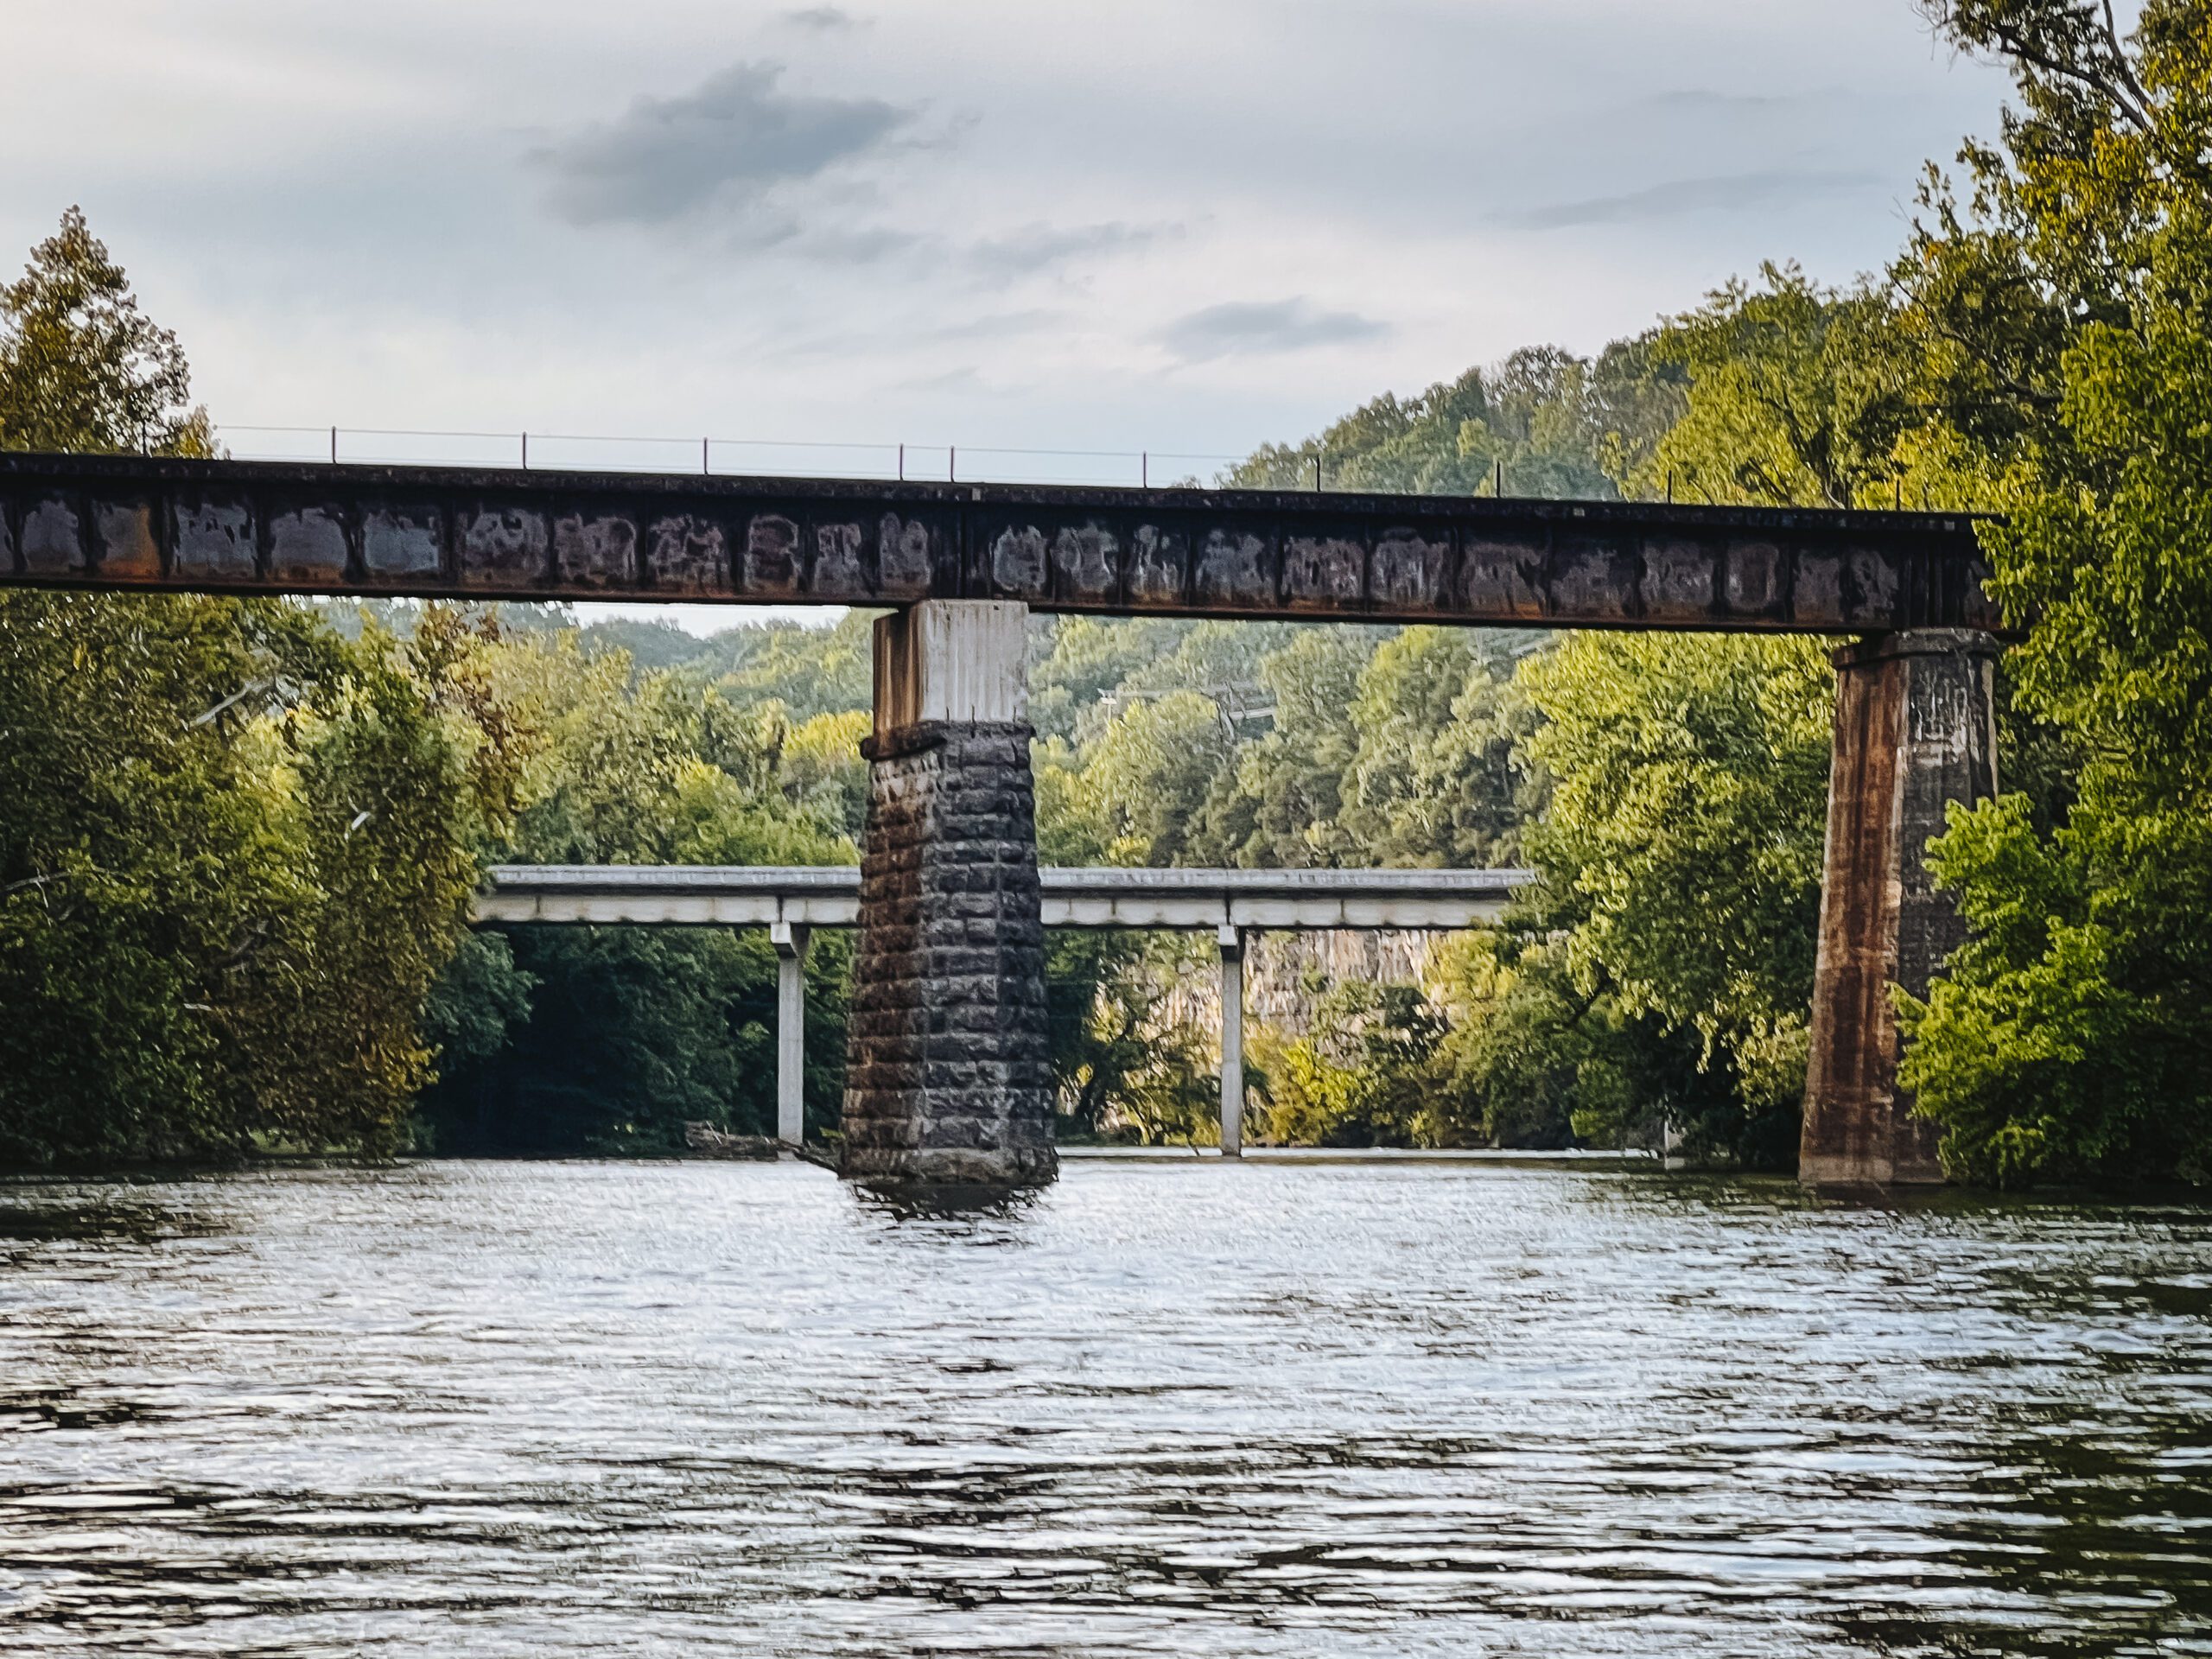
0, 1161, 2206, 1656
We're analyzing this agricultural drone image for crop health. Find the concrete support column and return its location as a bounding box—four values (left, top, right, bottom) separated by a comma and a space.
840, 601, 1056, 1189
1801, 628, 2001, 1187
1217, 925, 1245, 1158
772, 919, 810, 1147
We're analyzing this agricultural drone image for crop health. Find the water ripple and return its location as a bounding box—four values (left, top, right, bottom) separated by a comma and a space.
0, 1161, 2206, 1655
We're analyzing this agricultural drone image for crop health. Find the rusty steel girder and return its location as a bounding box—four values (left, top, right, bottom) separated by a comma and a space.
0, 453, 2007, 633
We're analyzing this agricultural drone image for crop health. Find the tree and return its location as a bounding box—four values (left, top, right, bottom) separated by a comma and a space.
413, 627, 860, 1155
704, 610, 877, 722
1251, 980, 1451, 1147
0, 207, 210, 456
1224, 343, 1683, 501
1046, 930, 1212, 1141
1433, 926, 1752, 1156
1029, 615, 1192, 744
1340, 628, 1534, 867
1081, 690, 1238, 867
0, 213, 489, 1167
2, 594, 303, 1161
1186, 628, 1375, 868
0, 594, 501, 1165
1895, 2, 2212, 1185
1642, 262, 1914, 509
1468, 632, 1835, 1165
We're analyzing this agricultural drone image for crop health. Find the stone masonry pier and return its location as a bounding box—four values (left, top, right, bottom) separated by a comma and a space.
842, 602, 1053, 1189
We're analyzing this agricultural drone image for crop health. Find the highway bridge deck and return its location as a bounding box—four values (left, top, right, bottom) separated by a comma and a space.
475, 863, 1534, 931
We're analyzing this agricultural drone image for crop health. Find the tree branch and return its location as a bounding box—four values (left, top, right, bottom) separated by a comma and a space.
2100, 0, 2152, 116
1985, 16, 2152, 132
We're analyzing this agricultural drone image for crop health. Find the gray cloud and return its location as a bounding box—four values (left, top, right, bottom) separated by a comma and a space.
535, 61, 917, 228
782, 5, 863, 29
928, 307, 1065, 341
894, 365, 988, 395
1499, 168, 1881, 231
1637, 89, 1793, 113
969, 220, 1177, 276
1160, 298, 1389, 362
792, 224, 928, 263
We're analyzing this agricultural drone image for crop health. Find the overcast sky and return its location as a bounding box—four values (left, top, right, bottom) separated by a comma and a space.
2, 1, 2014, 626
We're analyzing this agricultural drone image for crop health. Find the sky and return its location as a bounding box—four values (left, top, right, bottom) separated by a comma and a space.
1, 1, 2018, 631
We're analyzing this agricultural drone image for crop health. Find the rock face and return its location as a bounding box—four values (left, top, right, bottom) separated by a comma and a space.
1801, 628, 2001, 1187
838, 721, 1057, 1188
1245, 931, 1440, 1024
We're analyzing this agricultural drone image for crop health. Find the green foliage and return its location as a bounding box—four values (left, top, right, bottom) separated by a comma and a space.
1893, 3, 2212, 1185
1899, 796, 2209, 1185
0, 207, 211, 457
694, 610, 878, 722
1250, 981, 1449, 1147
421, 931, 535, 1075
414, 626, 859, 1155
1435, 632, 1835, 1167
1107, 1030, 1222, 1147
0, 212, 489, 1168
1020, 609, 1551, 1153
1029, 616, 1192, 744
780, 710, 871, 842
1080, 690, 1239, 867
421, 925, 852, 1156
1046, 931, 1214, 1143
1433, 932, 1764, 1159
0, 592, 493, 1165
1225, 342, 1685, 499
1339, 628, 1537, 867
1521, 634, 1833, 1071
1, 593, 294, 1162
1188, 630, 1371, 868
1643, 262, 1915, 509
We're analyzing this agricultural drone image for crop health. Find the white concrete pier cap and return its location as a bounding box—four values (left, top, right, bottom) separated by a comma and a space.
874, 600, 1029, 738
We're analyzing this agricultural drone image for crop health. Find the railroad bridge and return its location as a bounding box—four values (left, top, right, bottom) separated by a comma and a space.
0, 453, 2010, 1189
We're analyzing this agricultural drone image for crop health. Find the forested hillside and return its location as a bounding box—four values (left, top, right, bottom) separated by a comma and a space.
5, 2, 2209, 1183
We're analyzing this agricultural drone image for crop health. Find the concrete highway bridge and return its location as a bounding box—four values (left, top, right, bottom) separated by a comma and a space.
476, 863, 1532, 1158
0, 451, 2009, 1189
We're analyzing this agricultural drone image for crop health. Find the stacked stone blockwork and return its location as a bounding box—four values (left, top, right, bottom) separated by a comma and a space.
1800, 628, 2001, 1187
840, 603, 1057, 1188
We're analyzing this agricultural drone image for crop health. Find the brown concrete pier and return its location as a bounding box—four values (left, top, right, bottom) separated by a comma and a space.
1800, 629, 2001, 1187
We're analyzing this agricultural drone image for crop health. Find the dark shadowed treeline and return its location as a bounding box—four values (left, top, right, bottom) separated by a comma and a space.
407, 623, 863, 1156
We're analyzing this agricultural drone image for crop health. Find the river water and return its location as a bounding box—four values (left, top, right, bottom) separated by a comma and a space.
0, 1160, 2207, 1657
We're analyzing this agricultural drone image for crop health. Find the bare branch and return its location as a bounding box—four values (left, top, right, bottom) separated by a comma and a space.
2101, 0, 2153, 113
1986, 17, 2153, 131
